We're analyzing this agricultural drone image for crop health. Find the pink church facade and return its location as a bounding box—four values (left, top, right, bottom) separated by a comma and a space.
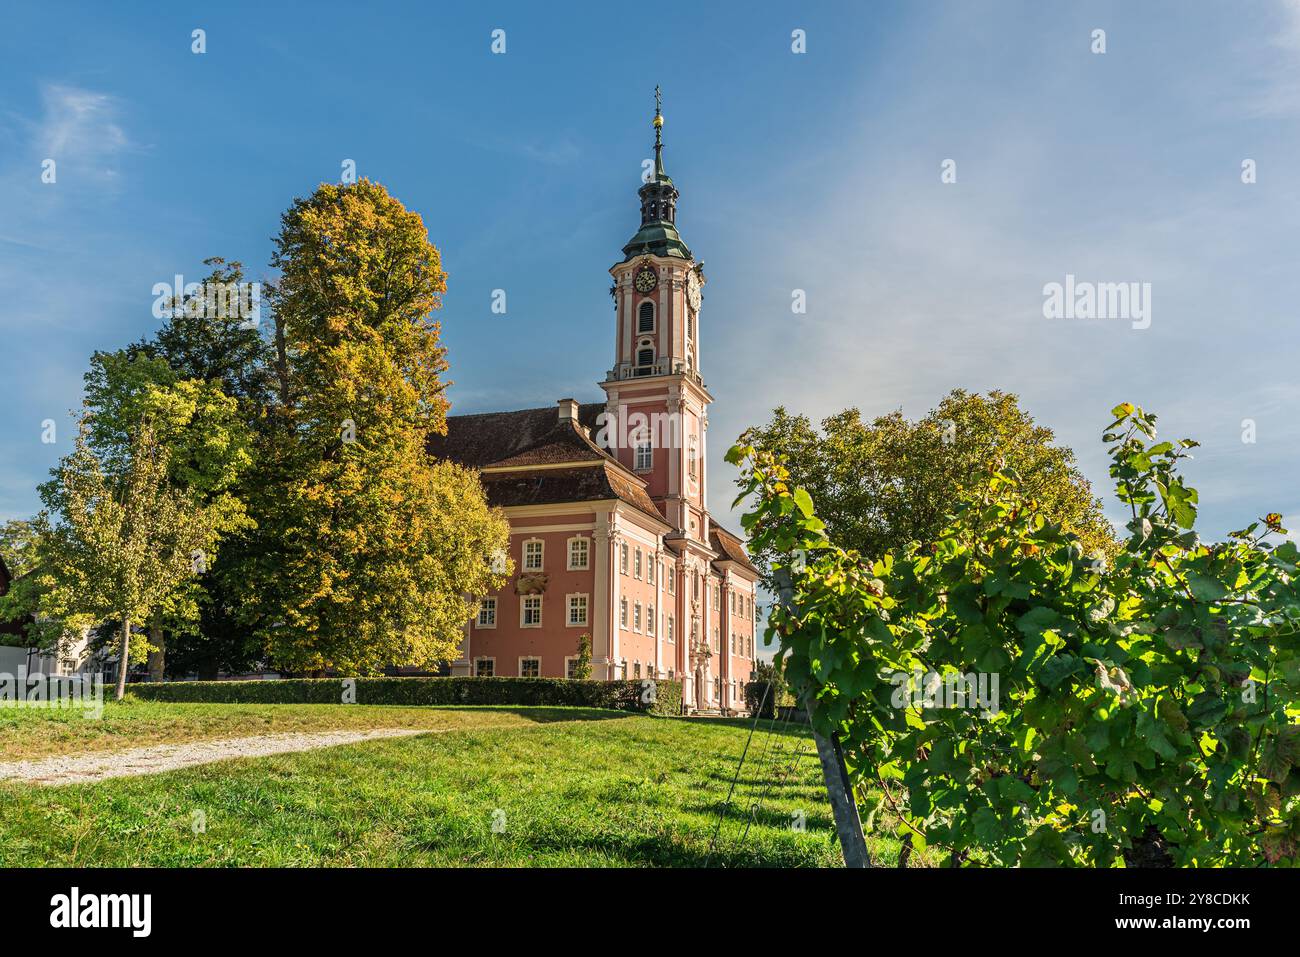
429, 101, 760, 714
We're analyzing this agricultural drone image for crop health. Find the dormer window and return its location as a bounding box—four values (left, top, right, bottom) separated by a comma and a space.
638, 301, 654, 333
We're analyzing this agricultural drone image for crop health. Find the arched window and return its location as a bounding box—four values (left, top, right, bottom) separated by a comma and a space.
638, 301, 654, 333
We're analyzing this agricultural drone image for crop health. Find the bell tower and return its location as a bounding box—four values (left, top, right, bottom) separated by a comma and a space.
600, 88, 713, 547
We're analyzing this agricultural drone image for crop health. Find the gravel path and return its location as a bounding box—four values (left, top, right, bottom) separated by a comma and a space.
0, 728, 434, 786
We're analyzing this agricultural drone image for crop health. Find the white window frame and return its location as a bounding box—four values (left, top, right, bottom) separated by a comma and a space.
520, 595, 542, 628
567, 536, 590, 571
567, 593, 589, 627
620, 542, 628, 575
565, 656, 580, 679
648, 604, 655, 634
620, 597, 628, 629
522, 538, 544, 572
634, 548, 642, 579
667, 616, 675, 644
635, 442, 653, 472
519, 656, 541, 678
474, 657, 495, 677
476, 597, 497, 628
633, 601, 642, 632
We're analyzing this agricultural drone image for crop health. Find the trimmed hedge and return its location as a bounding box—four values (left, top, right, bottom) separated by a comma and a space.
129, 676, 683, 716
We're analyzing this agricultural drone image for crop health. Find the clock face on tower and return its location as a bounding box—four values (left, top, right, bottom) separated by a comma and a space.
634, 266, 658, 294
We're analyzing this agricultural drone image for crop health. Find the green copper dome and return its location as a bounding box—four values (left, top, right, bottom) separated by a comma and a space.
622, 88, 692, 262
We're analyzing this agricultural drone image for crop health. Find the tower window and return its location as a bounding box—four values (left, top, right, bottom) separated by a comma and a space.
636, 346, 654, 374
638, 301, 654, 333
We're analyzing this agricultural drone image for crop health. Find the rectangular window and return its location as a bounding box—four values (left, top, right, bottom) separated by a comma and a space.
568, 594, 589, 627
667, 616, 674, 643
634, 548, 642, 579
731, 591, 737, 614
568, 537, 589, 570
648, 560, 655, 586
523, 540, 544, 571
474, 658, 494, 677
476, 597, 497, 628
648, 604, 655, 634
634, 602, 642, 632
520, 657, 540, 678
668, 570, 675, 594
565, 657, 580, 679
620, 597, 628, 629
620, 543, 628, 575
635, 443, 653, 471
633, 661, 641, 678
521, 595, 542, 627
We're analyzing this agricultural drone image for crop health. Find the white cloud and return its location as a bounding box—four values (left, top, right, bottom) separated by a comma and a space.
32, 84, 129, 178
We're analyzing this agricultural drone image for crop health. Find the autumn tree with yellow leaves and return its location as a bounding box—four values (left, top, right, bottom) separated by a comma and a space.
236, 180, 509, 674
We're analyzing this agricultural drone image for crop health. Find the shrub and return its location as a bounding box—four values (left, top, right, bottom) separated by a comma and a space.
731, 403, 1300, 867
129, 675, 682, 715
744, 661, 794, 718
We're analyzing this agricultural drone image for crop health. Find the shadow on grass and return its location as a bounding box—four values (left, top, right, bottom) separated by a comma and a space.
427, 706, 637, 725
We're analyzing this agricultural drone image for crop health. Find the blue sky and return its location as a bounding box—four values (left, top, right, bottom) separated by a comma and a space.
4, 0, 1300, 553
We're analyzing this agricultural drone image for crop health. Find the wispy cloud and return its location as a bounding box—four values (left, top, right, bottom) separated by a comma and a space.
31, 84, 130, 180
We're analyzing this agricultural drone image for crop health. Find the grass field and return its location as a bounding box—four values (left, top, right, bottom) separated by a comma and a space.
0, 701, 906, 867
0, 698, 595, 761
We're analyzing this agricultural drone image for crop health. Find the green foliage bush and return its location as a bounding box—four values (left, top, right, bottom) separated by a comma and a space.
744, 661, 795, 718
130, 676, 683, 715
732, 402, 1300, 867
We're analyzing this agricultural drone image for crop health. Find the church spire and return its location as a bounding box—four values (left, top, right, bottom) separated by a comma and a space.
653, 84, 667, 181
622, 86, 691, 262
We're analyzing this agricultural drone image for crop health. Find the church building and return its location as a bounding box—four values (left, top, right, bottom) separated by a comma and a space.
430, 95, 760, 714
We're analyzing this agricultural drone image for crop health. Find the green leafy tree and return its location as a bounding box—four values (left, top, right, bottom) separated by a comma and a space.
78, 350, 253, 678
33, 417, 229, 699
123, 257, 273, 678
0, 519, 39, 578
572, 633, 593, 680
739, 390, 1116, 577
744, 659, 789, 717
732, 402, 1300, 867
239, 179, 509, 674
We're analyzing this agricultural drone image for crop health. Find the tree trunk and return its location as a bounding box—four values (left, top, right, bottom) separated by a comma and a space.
147, 613, 165, 682
115, 617, 131, 701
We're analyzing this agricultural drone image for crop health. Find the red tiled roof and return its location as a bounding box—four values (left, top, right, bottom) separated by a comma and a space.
431, 403, 666, 525
427, 403, 607, 469
481, 462, 666, 526
710, 522, 760, 577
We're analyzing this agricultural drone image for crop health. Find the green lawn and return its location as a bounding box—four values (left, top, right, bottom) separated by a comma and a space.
0, 698, 590, 761
0, 703, 906, 867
